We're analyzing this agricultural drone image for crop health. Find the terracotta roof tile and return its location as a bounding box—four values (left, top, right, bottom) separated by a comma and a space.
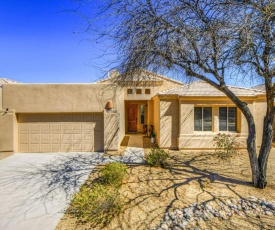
159, 81, 265, 97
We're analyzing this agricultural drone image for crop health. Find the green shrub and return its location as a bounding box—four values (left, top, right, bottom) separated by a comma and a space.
69, 184, 124, 226
213, 133, 244, 158
100, 162, 127, 187
146, 148, 168, 167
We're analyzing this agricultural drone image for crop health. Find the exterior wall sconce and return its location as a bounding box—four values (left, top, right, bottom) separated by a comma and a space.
106, 101, 113, 111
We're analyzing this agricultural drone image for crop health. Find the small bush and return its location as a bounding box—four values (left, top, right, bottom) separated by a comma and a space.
69, 184, 124, 226
100, 162, 127, 187
146, 148, 168, 167
213, 133, 244, 158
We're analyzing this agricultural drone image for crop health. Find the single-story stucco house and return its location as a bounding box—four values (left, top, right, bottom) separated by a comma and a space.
0, 70, 267, 153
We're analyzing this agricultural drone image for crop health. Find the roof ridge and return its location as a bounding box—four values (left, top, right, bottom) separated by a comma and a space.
158, 85, 184, 94
139, 69, 184, 85
96, 69, 184, 85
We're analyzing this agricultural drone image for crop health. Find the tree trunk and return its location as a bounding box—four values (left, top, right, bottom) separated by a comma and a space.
258, 102, 274, 188
246, 121, 260, 187
218, 86, 260, 187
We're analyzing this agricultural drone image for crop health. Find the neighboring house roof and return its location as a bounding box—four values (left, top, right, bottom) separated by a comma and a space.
252, 84, 265, 91
159, 81, 265, 97
0, 78, 21, 87
97, 69, 184, 86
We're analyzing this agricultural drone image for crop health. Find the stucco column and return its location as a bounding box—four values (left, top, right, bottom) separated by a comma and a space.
104, 110, 120, 151
213, 106, 219, 132
0, 109, 16, 152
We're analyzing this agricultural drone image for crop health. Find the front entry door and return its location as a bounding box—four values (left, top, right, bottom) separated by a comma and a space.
128, 104, 138, 132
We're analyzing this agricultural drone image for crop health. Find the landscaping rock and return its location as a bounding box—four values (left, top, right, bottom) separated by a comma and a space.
266, 202, 275, 210
152, 196, 275, 230
265, 211, 273, 216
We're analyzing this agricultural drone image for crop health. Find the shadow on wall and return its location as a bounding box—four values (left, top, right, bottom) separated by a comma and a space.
160, 100, 179, 149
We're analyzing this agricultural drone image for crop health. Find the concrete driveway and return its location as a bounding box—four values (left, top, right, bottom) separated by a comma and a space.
0, 152, 103, 230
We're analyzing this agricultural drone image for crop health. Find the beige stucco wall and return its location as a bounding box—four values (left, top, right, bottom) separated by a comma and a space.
153, 97, 160, 144
0, 87, 2, 110
178, 98, 254, 149
3, 84, 124, 113
159, 99, 179, 149
0, 110, 16, 152
1, 83, 125, 152
104, 111, 120, 151
124, 80, 182, 101
254, 100, 267, 147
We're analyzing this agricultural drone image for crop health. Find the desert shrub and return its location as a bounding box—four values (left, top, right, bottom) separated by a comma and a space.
213, 133, 244, 158
69, 184, 124, 226
100, 162, 127, 187
146, 147, 168, 167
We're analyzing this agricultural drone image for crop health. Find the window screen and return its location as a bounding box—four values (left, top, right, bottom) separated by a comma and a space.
194, 107, 212, 131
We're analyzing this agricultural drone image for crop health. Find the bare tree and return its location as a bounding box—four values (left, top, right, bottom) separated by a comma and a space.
74, 0, 275, 188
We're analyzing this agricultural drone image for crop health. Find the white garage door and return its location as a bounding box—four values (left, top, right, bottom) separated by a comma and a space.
17, 113, 104, 152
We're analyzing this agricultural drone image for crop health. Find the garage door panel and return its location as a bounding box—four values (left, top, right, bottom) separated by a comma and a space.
61, 144, 73, 152
62, 134, 72, 141
82, 133, 93, 141
73, 133, 82, 142
51, 124, 61, 132
41, 143, 51, 152
30, 124, 40, 132
41, 124, 50, 131
19, 124, 29, 132
73, 123, 82, 131
52, 144, 61, 151
52, 133, 61, 142
62, 124, 72, 132
73, 144, 82, 151
41, 133, 50, 142
82, 123, 95, 131
18, 113, 103, 152
30, 144, 40, 152
30, 134, 40, 142
19, 134, 29, 142
19, 143, 29, 152
82, 143, 94, 151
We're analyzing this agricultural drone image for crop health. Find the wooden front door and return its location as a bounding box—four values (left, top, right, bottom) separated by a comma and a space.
128, 104, 138, 132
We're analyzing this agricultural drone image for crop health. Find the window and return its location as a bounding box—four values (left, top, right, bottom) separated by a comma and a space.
140, 104, 145, 124
219, 107, 237, 131
145, 88, 151, 94
127, 89, 133, 94
194, 107, 212, 131
136, 89, 142, 94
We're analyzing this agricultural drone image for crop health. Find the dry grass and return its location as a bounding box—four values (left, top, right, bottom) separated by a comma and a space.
56, 148, 275, 230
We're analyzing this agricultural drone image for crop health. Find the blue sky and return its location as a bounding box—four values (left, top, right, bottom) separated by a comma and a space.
0, 1, 262, 87
0, 0, 113, 83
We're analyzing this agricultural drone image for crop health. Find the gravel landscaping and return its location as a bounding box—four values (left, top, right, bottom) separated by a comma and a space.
154, 196, 275, 230
56, 149, 275, 230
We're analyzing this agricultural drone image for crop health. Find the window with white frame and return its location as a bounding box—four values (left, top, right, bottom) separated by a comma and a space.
219, 107, 237, 131
194, 107, 212, 131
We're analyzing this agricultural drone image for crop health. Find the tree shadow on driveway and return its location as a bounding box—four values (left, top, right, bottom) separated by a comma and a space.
0, 152, 103, 230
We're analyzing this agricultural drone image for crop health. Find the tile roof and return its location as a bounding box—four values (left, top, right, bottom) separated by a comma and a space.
158, 81, 265, 97
0, 78, 21, 86
252, 84, 265, 91
97, 69, 184, 85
